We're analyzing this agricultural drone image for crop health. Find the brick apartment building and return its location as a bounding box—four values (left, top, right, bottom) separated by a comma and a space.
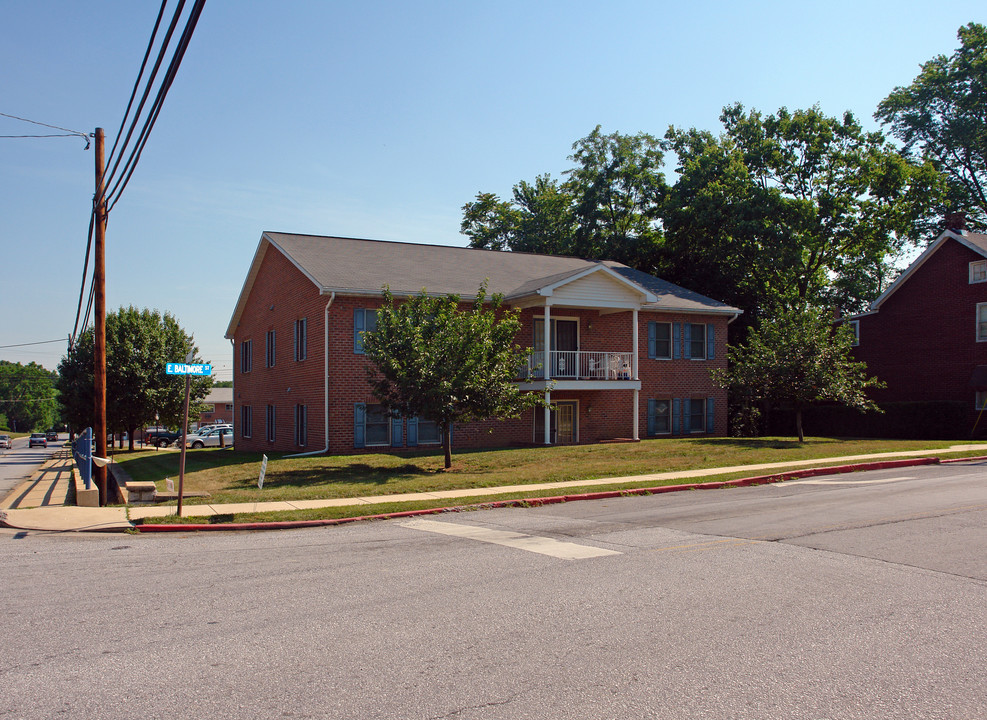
849, 217, 987, 435
226, 232, 742, 454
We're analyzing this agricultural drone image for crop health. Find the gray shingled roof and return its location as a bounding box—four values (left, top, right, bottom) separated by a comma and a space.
226, 232, 741, 337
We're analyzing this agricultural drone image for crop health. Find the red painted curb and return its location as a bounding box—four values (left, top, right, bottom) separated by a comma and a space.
134, 454, 971, 533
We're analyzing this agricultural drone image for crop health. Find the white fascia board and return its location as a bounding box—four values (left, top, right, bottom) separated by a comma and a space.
537, 264, 658, 303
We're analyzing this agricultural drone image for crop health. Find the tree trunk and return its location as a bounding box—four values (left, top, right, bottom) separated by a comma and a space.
442, 422, 452, 469
795, 406, 805, 443
128, 424, 136, 452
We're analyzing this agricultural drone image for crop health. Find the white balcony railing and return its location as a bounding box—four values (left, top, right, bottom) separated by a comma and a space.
521, 351, 634, 381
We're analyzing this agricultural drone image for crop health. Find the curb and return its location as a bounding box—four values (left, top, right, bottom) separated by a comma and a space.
134, 454, 982, 533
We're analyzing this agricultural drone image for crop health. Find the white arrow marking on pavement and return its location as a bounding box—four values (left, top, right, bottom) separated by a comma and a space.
401, 519, 621, 559
778, 476, 915, 486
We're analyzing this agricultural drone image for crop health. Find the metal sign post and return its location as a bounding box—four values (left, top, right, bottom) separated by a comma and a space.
167, 359, 212, 517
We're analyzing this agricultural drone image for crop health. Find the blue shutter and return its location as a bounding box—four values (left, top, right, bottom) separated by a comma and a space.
647, 399, 656, 436
673, 323, 681, 359
391, 413, 403, 447
354, 403, 366, 448
407, 417, 419, 447
706, 397, 715, 434
647, 322, 657, 359
683, 323, 692, 359
683, 398, 692, 432
353, 309, 365, 353
672, 399, 681, 435
706, 324, 715, 360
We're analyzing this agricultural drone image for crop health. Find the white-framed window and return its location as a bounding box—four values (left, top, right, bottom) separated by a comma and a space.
849, 320, 860, 346
688, 324, 706, 360
266, 330, 276, 367
978, 303, 987, 342
354, 403, 390, 447
266, 405, 276, 442
647, 398, 671, 435
976, 391, 987, 410
241, 405, 252, 438
294, 404, 307, 447
294, 318, 307, 361
686, 398, 706, 433
417, 419, 441, 445
240, 340, 252, 373
971, 260, 987, 284
647, 322, 672, 360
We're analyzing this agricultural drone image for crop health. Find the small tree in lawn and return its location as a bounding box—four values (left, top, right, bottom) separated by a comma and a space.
712, 305, 884, 442
362, 283, 543, 469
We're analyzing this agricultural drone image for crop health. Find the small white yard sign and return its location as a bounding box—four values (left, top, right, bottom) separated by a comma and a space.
258, 454, 268, 489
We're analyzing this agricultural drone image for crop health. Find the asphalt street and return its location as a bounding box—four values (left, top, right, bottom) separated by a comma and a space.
0, 460, 984, 720
0, 435, 60, 500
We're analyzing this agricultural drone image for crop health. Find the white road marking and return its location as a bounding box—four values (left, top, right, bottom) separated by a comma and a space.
779, 476, 915, 486
401, 519, 622, 559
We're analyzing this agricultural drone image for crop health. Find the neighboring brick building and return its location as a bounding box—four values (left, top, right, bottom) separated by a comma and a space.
849, 221, 987, 434
196, 387, 233, 430
225, 232, 742, 454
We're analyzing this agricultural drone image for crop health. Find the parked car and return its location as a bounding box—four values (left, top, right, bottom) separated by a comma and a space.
28, 433, 47, 448
0, 435, 11, 449
185, 425, 234, 449
145, 428, 181, 447
45, 430, 59, 442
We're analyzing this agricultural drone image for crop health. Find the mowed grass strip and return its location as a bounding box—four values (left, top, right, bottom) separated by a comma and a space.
114, 436, 975, 512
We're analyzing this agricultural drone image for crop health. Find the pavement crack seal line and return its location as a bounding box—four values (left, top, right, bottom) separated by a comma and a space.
130, 455, 982, 533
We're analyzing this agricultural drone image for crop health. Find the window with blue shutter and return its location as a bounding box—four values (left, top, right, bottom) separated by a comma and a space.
353, 403, 366, 448
391, 413, 403, 447
706, 325, 715, 359
354, 309, 379, 354
647, 399, 671, 436
688, 324, 706, 359
687, 398, 706, 433
407, 416, 418, 447
683, 323, 692, 359
705, 397, 715, 434
672, 399, 681, 435
673, 323, 681, 359
648, 322, 657, 359
648, 322, 671, 359
647, 399, 656, 435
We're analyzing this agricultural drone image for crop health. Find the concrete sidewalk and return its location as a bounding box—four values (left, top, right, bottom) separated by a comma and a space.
3, 444, 986, 532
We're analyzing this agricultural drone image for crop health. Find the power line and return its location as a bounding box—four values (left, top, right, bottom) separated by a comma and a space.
0, 339, 66, 350
0, 111, 90, 148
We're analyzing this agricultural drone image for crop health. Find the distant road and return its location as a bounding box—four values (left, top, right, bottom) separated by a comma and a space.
0, 435, 61, 501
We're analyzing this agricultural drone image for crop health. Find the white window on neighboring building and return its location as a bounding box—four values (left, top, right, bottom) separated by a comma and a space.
849, 320, 859, 346
970, 260, 987, 283
976, 391, 987, 410
978, 303, 987, 342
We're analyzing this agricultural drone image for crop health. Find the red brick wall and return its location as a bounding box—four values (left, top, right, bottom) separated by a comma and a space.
233, 247, 733, 452
852, 237, 987, 428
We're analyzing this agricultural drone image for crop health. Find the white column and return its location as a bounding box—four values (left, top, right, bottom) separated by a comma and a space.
633, 388, 640, 441
544, 390, 552, 445
543, 304, 552, 381
632, 308, 639, 380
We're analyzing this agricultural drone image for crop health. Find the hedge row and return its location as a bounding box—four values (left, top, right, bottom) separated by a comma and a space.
765, 401, 978, 440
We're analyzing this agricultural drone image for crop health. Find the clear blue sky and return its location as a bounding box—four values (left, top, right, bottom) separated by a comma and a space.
2, 1, 983, 379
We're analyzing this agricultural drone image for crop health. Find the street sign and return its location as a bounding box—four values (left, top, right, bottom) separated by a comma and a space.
166, 362, 212, 376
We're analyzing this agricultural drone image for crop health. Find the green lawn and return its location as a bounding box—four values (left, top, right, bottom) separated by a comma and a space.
114, 436, 979, 513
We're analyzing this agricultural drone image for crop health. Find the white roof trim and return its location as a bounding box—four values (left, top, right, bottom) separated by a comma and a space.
870, 230, 986, 312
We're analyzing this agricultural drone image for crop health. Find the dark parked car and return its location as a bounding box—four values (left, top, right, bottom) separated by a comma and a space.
45, 430, 59, 442
28, 433, 47, 448
145, 428, 181, 447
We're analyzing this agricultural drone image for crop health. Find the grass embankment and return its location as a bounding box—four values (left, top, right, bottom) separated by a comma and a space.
112, 437, 982, 525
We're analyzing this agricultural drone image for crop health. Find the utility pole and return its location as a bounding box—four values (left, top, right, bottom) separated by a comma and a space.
93, 128, 108, 506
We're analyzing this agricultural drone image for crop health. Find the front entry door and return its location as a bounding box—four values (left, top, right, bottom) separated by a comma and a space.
555, 401, 576, 444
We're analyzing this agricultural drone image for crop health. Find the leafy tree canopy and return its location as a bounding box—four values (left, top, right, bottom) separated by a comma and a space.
711, 305, 884, 441
876, 22, 987, 230
0, 361, 57, 432
57, 306, 210, 450
362, 284, 543, 469
462, 126, 666, 269
661, 104, 947, 327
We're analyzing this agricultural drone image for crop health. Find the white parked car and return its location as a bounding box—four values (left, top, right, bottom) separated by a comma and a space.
185, 425, 234, 449
0, 434, 11, 449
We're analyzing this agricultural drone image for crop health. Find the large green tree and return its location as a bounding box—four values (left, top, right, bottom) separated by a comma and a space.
57, 307, 210, 450
362, 285, 543, 469
876, 22, 987, 230
712, 305, 884, 442
462, 127, 666, 269
661, 104, 946, 328
0, 361, 57, 432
